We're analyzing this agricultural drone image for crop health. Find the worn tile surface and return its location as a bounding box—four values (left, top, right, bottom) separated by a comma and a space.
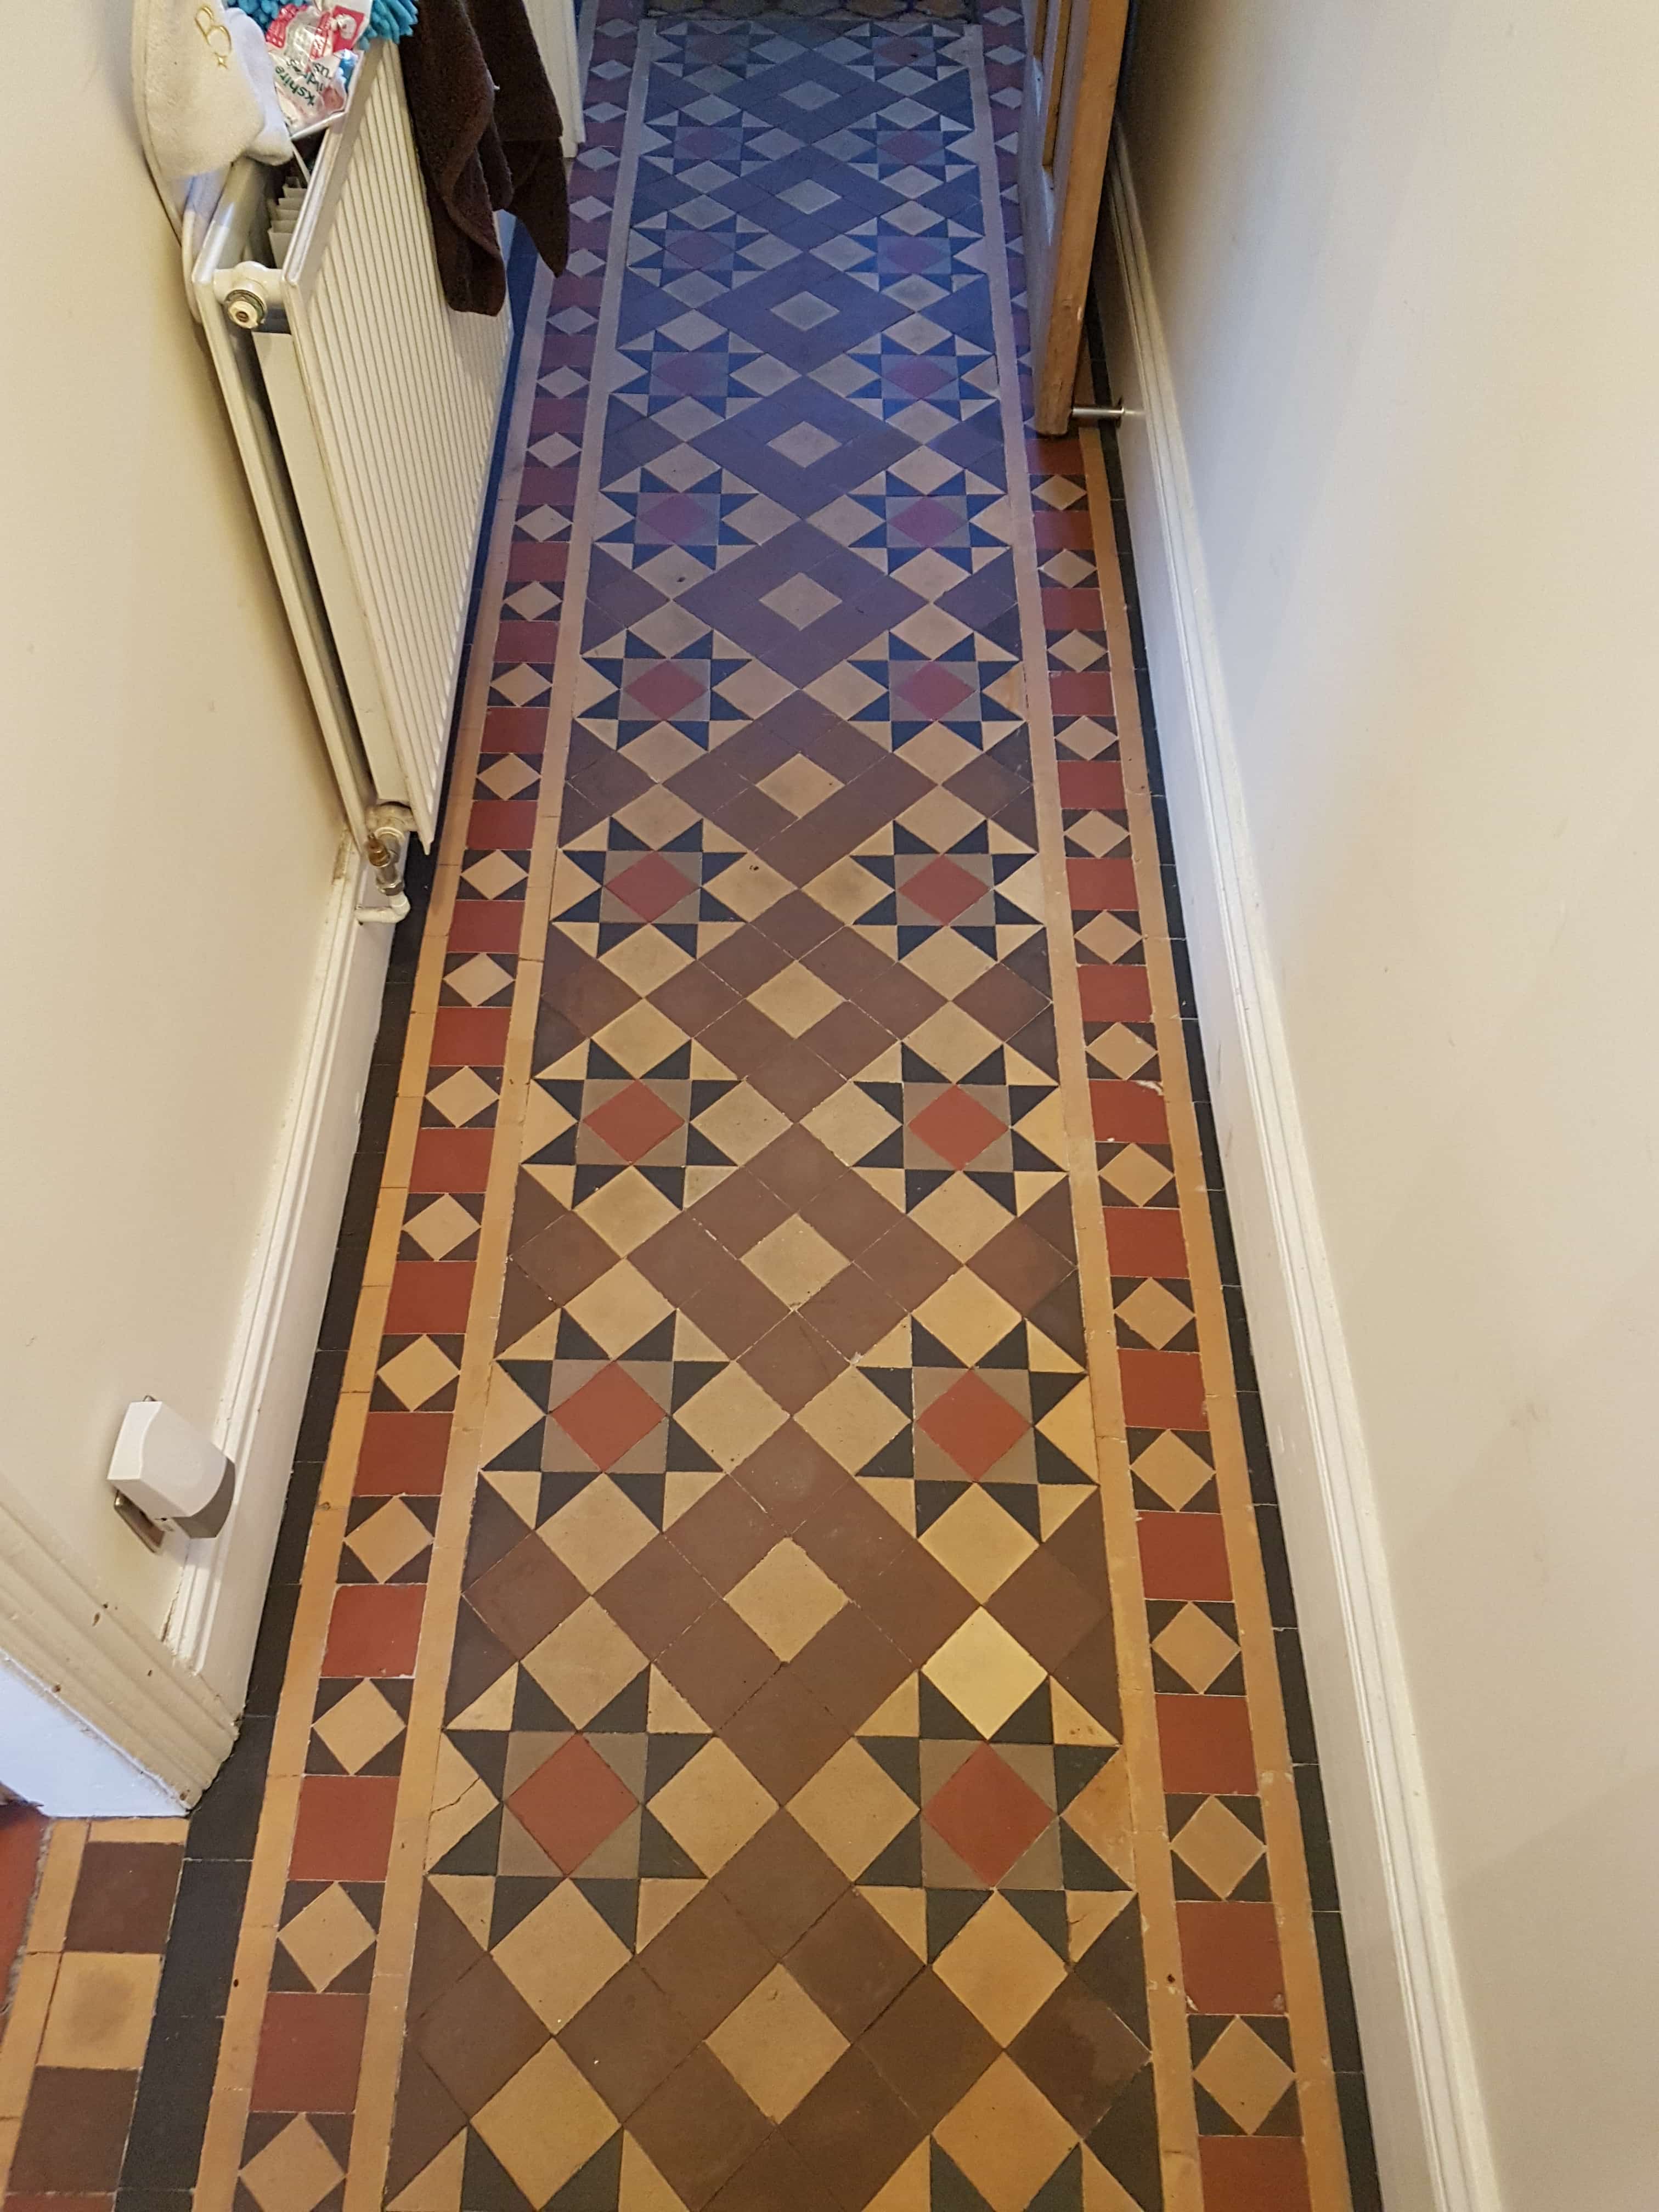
1, 6, 1375, 2211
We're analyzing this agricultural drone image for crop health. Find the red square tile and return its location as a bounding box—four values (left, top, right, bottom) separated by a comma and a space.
323, 1584, 426, 1678
448, 900, 524, 955
1077, 962, 1153, 1024
507, 535, 568, 583
290, 1775, 400, 1883
1057, 759, 1125, 810
1138, 1513, 1231, 1600
1102, 1206, 1188, 1278
251, 1991, 369, 2113
1180, 1901, 1286, 2016
1156, 1696, 1258, 1795
1090, 1081, 1169, 1146
385, 1263, 476, 1336
430, 1007, 511, 1066
356, 1411, 451, 1496
509, 1736, 637, 1873
411, 1127, 495, 1194
1118, 1348, 1207, 1430
482, 707, 548, 757
1043, 586, 1105, 633
923, 1743, 1051, 1885
0, 1802, 47, 1994
468, 798, 540, 848
1065, 855, 1138, 912
1198, 2135, 1310, 2210
1050, 669, 1115, 718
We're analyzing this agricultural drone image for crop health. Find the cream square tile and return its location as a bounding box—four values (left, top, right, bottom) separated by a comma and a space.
650, 1740, 776, 1874
1064, 812, 1129, 858
897, 787, 981, 853
461, 850, 528, 904
543, 1476, 657, 1590
427, 1066, 499, 1128
923, 1612, 1046, 1739
522, 1600, 646, 1728
788, 1741, 912, 1877
602, 927, 693, 994
718, 662, 795, 718
617, 786, 701, 849
744, 1218, 844, 1308
749, 962, 843, 1040
933, 2058, 1074, 2211
901, 929, 993, 999
1171, 1798, 1265, 1899
592, 1002, 691, 1076
444, 953, 514, 1007
714, 853, 791, 919
934, 1894, 1065, 2045
921, 1489, 1036, 1602
625, 724, 703, 782
478, 753, 538, 799
577, 1169, 680, 1257
1194, 2018, 1294, 2135
675, 1363, 788, 1469
795, 1367, 908, 1471
1152, 1604, 1239, 1693
1088, 1025, 1156, 1079
377, 1336, 460, 1410
707, 1967, 847, 2120
313, 1680, 405, 1774
758, 757, 842, 818
1132, 1433, 1213, 1510
906, 1005, 1001, 1081
1075, 911, 1141, 963
278, 1884, 376, 1993
345, 1498, 430, 1583
912, 1271, 1021, 1365
1116, 1279, 1193, 1350
473, 2042, 617, 2207
693, 1082, 791, 1165
726, 1541, 846, 1659
804, 1082, 900, 1165
563, 1259, 675, 1355
493, 1882, 630, 2028
896, 725, 977, 785
38, 1951, 162, 2070
804, 856, 885, 924
907, 1175, 1008, 1261
241, 2115, 345, 2212
403, 1194, 480, 1259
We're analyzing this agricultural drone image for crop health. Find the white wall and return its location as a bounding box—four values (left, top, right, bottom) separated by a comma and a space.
0, 5, 352, 1682
1105, 3, 1659, 2208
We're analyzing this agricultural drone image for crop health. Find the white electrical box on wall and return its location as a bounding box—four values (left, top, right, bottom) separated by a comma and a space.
108, 1400, 236, 1539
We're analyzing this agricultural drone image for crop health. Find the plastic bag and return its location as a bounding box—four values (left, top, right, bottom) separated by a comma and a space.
265, 2, 369, 136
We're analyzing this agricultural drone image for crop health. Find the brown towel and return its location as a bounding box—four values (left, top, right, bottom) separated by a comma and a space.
402, 0, 569, 316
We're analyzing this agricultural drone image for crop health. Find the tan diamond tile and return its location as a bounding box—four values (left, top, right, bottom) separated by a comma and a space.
1075, 911, 1141, 963
933, 2056, 1074, 2211
1153, 1604, 1239, 1693
593, 1002, 691, 1076
906, 1005, 1000, 1081
803, 1082, 900, 1165
650, 1739, 776, 1874
717, 661, 794, 717
726, 1541, 846, 1659
807, 664, 884, 718
1194, 2018, 1294, 2134
523, 1600, 646, 1728
378, 1335, 459, 1410
899, 724, 978, 784
313, 1680, 405, 1773
427, 1065, 499, 1127
462, 851, 528, 906
345, 1497, 430, 1582
795, 1367, 907, 1471
898, 787, 982, 852
1088, 1025, 1156, 1079
921, 1489, 1036, 1602
934, 1894, 1066, 2046
544, 1477, 657, 1590
716, 853, 792, 919
694, 1082, 791, 1165
901, 929, 993, 1000
1171, 1798, 1266, 1899
603, 927, 693, 994
478, 753, 538, 799
675, 1363, 789, 1470
577, 1169, 679, 1257
617, 787, 699, 849
563, 1260, 675, 1356
907, 1174, 1008, 1261
473, 2041, 617, 2206
445, 953, 514, 1006
758, 757, 843, 817
803, 854, 887, 925
1132, 1435, 1212, 1513
403, 1193, 479, 1259
707, 1966, 848, 2120
278, 1884, 375, 1992
750, 962, 843, 1039
912, 1272, 1021, 1365
788, 1741, 912, 1877
923, 1611, 1046, 1739
1116, 1279, 1193, 1350
241, 2116, 345, 2212
744, 1218, 844, 1308
1063, 812, 1128, 857
494, 1882, 630, 2028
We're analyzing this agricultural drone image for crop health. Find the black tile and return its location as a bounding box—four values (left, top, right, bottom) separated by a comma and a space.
1253, 1501, 1296, 1626
187, 1714, 272, 1862
120, 2005, 224, 2191
270, 1462, 325, 1586
1295, 1762, 1340, 1913
242, 1579, 300, 1717
1336, 2069, 1385, 2212
296, 1349, 348, 1460
1276, 1627, 1318, 1768
152, 1855, 249, 2016
1314, 1911, 1364, 2075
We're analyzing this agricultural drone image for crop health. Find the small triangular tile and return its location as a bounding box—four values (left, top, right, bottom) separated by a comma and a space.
926, 1888, 989, 1960
461, 2129, 534, 2212
930, 2141, 997, 2211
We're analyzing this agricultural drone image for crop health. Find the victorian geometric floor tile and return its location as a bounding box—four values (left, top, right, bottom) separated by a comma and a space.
0, 5, 1377, 2211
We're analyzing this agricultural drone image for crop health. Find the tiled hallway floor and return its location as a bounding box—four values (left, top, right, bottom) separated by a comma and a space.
0, 6, 1376, 2209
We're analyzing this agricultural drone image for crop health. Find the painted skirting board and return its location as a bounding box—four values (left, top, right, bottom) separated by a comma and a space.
1094, 145, 1502, 2212
0, 849, 388, 1814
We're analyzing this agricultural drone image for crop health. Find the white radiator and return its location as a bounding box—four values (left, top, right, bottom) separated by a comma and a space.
193, 44, 510, 862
